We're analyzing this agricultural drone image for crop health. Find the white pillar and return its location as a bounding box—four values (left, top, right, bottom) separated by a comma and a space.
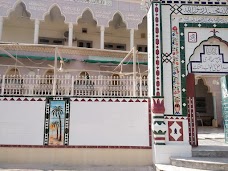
0, 17, 4, 41
34, 19, 40, 44
68, 23, 73, 47
130, 29, 134, 49
100, 26, 105, 49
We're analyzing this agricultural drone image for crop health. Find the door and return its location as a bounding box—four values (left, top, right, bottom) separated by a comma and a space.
220, 75, 228, 143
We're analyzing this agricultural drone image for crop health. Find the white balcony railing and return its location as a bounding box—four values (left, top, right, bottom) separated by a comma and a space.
0, 75, 148, 97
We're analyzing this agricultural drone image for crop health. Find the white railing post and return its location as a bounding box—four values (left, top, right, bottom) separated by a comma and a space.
133, 47, 137, 97
139, 76, 142, 97
1, 75, 5, 95
52, 48, 57, 96
71, 76, 74, 96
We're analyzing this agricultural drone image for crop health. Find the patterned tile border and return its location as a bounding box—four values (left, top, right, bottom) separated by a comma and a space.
0, 97, 148, 103
152, 2, 163, 97
71, 98, 148, 102
0, 97, 46, 101
164, 116, 187, 120
0, 145, 151, 149
160, 0, 228, 5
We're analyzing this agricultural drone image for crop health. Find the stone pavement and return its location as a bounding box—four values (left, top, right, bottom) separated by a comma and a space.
0, 164, 154, 171
197, 126, 228, 148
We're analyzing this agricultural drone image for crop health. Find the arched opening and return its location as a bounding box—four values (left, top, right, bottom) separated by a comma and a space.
75, 9, 99, 48
109, 74, 121, 96
112, 74, 120, 86
195, 78, 214, 126
3, 2, 34, 43
186, 37, 228, 146
105, 13, 128, 51
39, 6, 68, 45
136, 16, 147, 52
44, 69, 54, 84
80, 71, 89, 79
4, 68, 23, 95
74, 71, 94, 96
33, 69, 54, 95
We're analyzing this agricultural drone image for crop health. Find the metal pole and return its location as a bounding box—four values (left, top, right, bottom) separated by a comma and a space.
113, 48, 134, 72
52, 47, 57, 95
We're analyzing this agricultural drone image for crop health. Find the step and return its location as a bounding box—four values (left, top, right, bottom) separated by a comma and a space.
170, 157, 228, 171
192, 146, 228, 158
155, 164, 210, 171
192, 150, 228, 158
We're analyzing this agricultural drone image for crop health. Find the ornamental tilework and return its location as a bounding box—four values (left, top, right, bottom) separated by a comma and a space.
179, 22, 228, 116
172, 26, 182, 116
153, 2, 163, 97
168, 121, 183, 141
44, 97, 70, 146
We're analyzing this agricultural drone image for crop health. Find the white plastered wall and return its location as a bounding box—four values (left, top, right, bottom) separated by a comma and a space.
0, 101, 45, 145
69, 101, 149, 146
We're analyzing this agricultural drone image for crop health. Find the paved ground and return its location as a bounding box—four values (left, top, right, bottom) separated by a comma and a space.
197, 126, 228, 150
0, 165, 154, 171
0, 126, 227, 171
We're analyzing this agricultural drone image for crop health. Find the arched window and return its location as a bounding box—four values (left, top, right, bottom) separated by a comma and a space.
44, 70, 54, 84
5, 68, 23, 95
112, 74, 120, 86
142, 75, 148, 86
74, 71, 94, 96
80, 71, 89, 79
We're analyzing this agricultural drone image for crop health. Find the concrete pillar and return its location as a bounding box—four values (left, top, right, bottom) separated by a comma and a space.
34, 19, 40, 44
130, 29, 134, 49
100, 26, 105, 49
68, 23, 73, 47
0, 17, 4, 41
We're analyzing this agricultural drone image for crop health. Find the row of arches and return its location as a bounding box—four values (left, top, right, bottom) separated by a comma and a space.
1, 2, 147, 51
4, 1, 145, 28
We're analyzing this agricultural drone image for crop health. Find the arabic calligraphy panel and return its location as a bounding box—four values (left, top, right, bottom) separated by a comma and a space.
190, 45, 228, 73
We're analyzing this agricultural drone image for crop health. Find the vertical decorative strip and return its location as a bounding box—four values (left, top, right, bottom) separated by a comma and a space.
64, 99, 70, 145
44, 99, 50, 145
179, 23, 187, 116
186, 73, 198, 146
153, 2, 163, 97
152, 97, 166, 145
151, 2, 166, 145
172, 26, 182, 115
44, 97, 70, 146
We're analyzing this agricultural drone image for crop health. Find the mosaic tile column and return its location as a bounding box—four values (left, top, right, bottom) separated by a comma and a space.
150, 2, 166, 145
152, 97, 166, 145
186, 73, 198, 146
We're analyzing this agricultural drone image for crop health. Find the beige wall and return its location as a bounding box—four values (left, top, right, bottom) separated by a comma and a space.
0, 148, 152, 166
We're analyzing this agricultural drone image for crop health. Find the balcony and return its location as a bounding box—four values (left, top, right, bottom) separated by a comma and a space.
0, 75, 148, 97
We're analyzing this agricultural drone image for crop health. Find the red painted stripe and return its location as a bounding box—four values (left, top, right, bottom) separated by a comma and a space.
154, 137, 165, 140
0, 145, 152, 149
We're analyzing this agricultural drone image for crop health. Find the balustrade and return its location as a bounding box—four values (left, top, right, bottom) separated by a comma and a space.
0, 75, 148, 97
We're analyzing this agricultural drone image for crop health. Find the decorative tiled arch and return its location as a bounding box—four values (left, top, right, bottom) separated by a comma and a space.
179, 22, 228, 116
